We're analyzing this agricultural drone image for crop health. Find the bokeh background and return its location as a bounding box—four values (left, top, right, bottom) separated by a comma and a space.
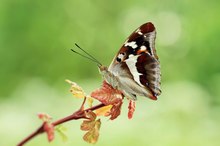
1, 0, 220, 146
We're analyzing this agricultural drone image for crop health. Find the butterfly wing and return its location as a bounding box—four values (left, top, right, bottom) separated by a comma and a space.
108, 22, 161, 100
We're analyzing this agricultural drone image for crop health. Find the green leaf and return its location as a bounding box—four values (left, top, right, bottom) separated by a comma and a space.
55, 125, 68, 142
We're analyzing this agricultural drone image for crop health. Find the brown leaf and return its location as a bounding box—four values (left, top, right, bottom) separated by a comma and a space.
128, 100, 136, 119
91, 81, 124, 105
81, 111, 101, 144
85, 110, 97, 121
91, 81, 124, 120
43, 122, 55, 142
94, 119, 101, 130
80, 111, 96, 131
109, 101, 123, 120
81, 120, 95, 131
83, 119, 101, 144
38, 113, 52, 122
37, 113, 54, 142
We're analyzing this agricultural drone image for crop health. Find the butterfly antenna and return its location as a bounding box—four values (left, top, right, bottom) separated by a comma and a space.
70, 49, 100, 65
74, 43, 102, 66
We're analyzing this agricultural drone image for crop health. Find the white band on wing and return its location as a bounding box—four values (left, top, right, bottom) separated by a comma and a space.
125, 54, 143, 87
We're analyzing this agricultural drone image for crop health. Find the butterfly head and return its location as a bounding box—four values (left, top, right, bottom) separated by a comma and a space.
98, 65, 107, 71
98, 65, 109, 76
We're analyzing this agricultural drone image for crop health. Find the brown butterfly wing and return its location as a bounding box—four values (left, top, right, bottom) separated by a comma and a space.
109, 22, 161, 99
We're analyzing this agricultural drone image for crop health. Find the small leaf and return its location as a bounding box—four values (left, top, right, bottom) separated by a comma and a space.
91, 81, 124, 120
81, 111, 97, 131
66, 79, 85, 98
95, 119, 101, 130
83, 119, 101, 144
81, 120, 96, 131
91, 81, 124, 105
85, 111, 97, 121
87, 96, 94, 107
56, 125, 68, 142
43, 122, 55, 142
128, 100, 136, 119
37, 113, 54, 142
80, 110, 101, 144
94, 105, 112, 116
109, 101, 123, 120
38, 113, 52, 122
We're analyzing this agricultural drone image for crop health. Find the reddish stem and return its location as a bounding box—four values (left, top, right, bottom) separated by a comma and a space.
17, 103, 105, 146
17, 124, 44, 146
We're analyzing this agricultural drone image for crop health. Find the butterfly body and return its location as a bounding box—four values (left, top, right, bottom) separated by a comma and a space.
99, 22, 161, 101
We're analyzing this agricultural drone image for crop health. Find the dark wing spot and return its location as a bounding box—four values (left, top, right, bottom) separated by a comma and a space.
136, 53, 161, 96
143, 41, 152, 55
116, 57, 121, 62
139, 22, 155, 33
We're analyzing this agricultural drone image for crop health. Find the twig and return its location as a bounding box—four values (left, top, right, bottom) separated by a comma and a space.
17, 102, 105, 146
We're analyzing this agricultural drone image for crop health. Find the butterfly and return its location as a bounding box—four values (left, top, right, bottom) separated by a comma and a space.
73, 22, 161, 100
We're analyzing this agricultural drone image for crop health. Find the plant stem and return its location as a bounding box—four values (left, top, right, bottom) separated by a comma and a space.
17, 103, 105, 146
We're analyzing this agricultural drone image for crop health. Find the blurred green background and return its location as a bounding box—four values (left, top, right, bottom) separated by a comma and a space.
1, 0, 220, 146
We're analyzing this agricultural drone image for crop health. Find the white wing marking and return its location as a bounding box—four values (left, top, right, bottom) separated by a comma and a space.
125, 41, 138, 49
125, 55, 143, 87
